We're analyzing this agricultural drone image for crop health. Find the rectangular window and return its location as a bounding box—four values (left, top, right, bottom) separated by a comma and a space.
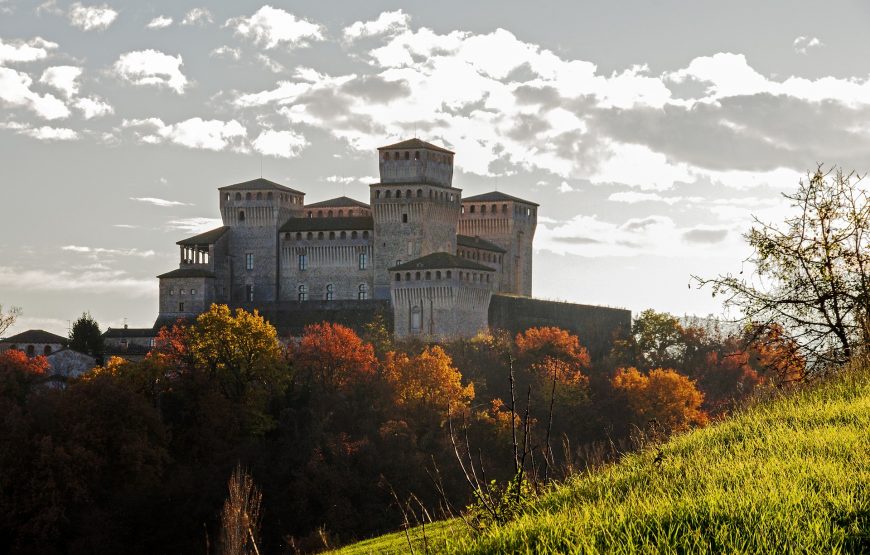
359, 252, 367, 270
178, 302, 184, 312
246, 285, 254, 302
245, 253, 254, 270
298, 254, 308, 271
402, 213, 408, 223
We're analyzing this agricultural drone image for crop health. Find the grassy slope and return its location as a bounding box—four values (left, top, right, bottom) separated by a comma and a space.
334, 365, 870, 554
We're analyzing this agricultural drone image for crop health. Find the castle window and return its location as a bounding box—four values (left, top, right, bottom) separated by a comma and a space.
405, 272, 411, 281
351, 231, 358, 239
178, 302, 185, 312
298, 284, 307, 301
180, 288, 186, 295
296, 232, 302, 240
446, 271, 452, 279
359, 252, 368, 270
526, 208, 531, 216
404, 151, 410, 160
402, 213, 408, 223
395, 273, 401, 282
429, 190, 433, 198
245, 253, 254, 270
329, 232, 336, 240
358, 283, 368, 300
317, 232, 324, 240
246, 193, 252, 200
318, 210, 323, 217
225, 193, 230, 201
406, 189, 411, 198
417, 189, 422, 197
169, 289, 175, 296
268, 192, 273, 200
486, 274, 490, 283
414, 151, 420, 160
461, 206, 465, 214
43, 345, 52, 355
396, 190, 402, 199
481, 205, 487, 214
235, 193, 242, 201
386, 190, 392, 198
415, 272, 421, 280
425, 271, 431, 280
238, 210, 245, 221
449, 194, 455, 202
191, 288, 197, 295
338, 210, 344, 217
348, 210, 354, 216
306, 232, 313, 240
411, 306, 421, 331
492, 204, 497, 213
26, 345, 34, 357
436, 271, 442, 279
325, 284, 334, 301
470, 205, 475, 213
340, 231, 347, 239
363, 231, 369, 239
256, 192, 263, 200
246, 285, 254, 302
298, 254, 308, 271
328, 210, 333, 217
502, 204, 508, 213
376, 190, 381, 199
308, 211, 313, 218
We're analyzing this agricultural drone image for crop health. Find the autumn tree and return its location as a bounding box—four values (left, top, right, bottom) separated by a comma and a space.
69, 311, 103, 357
611, 367, 708, 432
695, 166, 870, 369
383, 345, 474, 419
290, 322, 377, 392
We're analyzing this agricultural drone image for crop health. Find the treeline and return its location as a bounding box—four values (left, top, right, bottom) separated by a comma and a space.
0, 305, 803, 554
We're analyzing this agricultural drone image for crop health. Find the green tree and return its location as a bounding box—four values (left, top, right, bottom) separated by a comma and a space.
69, 311, 103, 356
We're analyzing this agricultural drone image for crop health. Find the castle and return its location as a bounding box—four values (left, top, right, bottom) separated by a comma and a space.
156, 138, 539, 340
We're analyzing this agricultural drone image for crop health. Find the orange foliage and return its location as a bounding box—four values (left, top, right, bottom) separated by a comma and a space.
749, 324, 806, 384
383, 345, 474, 416
515, 326, 590, 386
0, 349, 49, 374
291, 323, 377, 390
149, 321, 191, 368
611, 367, 708, 431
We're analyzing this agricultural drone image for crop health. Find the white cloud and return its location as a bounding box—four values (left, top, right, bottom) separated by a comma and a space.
326, 175, 357, 184
211, 45, 241, 60
73, 96, 113, 118
252, 129, 308, 158
0, 36, 58, 63
165, 217, 223, 234
557, 181, 574, 193
0, 67, 70, 119
114, 50, 187, 93
146, 15, 173, 29
124, 117, 247, 151
68, 2, 118, 31
793, 36, 823, 55
182, 7, 213, 26
21, 125, 78, 140
343, 10, 409, 40
0, 266, 153, 296
39, 65, 82, 98
130, 197, 191, 207
590, 142, 693, 190
227, 6, 324, 49
62, 245, 155, 257
609, 191, 679, 205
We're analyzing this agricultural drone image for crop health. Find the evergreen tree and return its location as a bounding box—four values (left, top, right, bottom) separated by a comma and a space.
69, 312, 104, 356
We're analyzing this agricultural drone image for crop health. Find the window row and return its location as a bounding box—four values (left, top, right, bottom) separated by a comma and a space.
225, 192, 300, 204
9, 345, 53, 357
381, 150, 452, 163
394, 270, 491, 283
458, 249, 502, 264
168, 288, 197, 295
286, 230, 370, 241
307, 209, 360, 218
375, 188, 455, 202
296, 283, 369, 301
462, 204, 535, 217
297, 253, 367, 270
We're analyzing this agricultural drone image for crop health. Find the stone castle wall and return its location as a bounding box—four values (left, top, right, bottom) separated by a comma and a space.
279, 237, 375, 301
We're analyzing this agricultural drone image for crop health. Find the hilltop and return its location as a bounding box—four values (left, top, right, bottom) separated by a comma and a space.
334, 361, 870, 554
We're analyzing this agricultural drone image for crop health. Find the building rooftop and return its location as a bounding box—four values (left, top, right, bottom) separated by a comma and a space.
389, 252, 495, 272
219, 178, 305, 195
156, 268, 216, 279
0, 329, 67, 344
104, 327, 157, 338
280, 216, 374, 233
463, 191, 540, 207
177, 226, 229, 246
457, 234, 507, 253
305, 196, 371, 209
377, 138, 454, 154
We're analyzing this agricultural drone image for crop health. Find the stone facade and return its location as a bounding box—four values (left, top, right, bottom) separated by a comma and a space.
0, 329, 67, 357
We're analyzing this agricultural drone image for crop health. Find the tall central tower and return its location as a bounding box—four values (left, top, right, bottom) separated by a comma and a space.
370, 139, 463, 299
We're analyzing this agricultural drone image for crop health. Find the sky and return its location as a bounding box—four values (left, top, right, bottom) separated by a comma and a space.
2, 0, 870, 337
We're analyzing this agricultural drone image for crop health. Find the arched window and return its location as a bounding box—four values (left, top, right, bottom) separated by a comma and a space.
267, 192, 273, 200
308, 211, 313, 218
317, 232, 324, 239
26, 345, 34, 357
396, 190, 402, 199
329, 232, 336, 240
325, 284, 334, 301
351, 231, 358, 239
386, 190, 392, 198
482, 205, 487, 214
43, 345, 52, 355
298, 284, 308, 301
406, 189, 411, 198
502, 204, 508, 213
470, 205, 476, 213
492, 204, 497, 213
415, 272, 421, 280
425, 271, 431, 280
429, 190, 433, 198
340, 231, 346, 239
395, 273, 401, 281
358, 283, 368, 300
414, 151, 420, 160
436, 271, 442, 279
225, 193, 230, 201
328, 210, 333, 217
318, 210, 323, 217
404, 151, 410, 160
338, 210, 344, 217
256, 192, 263, 200
362, 231, 369, 239
461, 206, 465, 214
238, 210, 245, 221
235, 192, 242, 201
446, 270, 452, 279
348, 210, 354, 216
296, 232, 302, 240
306, 232, 313, 240
417, 189, 423, 197
246, 193, 252, 200
405, 272, 411, 281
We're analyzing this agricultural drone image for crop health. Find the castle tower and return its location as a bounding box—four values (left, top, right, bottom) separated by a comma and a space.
370, 139, 462, 299
458, 192, 538, 296
218, 178, 305, 303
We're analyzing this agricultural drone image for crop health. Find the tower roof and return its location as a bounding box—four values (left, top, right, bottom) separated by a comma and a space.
219, 178, 305, 195
389, 252, 495, 272
176, 226, 229, 246
378, 138, 454, 154
462, 191, 539, 207
156, 268, 215, 279
456, 234, 507, 253
305, 196, 370, 209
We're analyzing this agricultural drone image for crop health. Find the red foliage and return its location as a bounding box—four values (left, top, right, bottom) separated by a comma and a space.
515, 326, 591, 386
0, 349, 49, 374
291, 323, 377, 390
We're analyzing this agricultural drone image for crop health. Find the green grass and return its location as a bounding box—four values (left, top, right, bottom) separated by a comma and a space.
333, 363, 870, 554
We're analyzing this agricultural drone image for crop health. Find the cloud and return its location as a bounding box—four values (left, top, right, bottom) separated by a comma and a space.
39, 65, 82, 98
165, 217, 223, 234
557, 181, 574, 193
130, 197, 191, 207
793, 36, 823, 55
20, 125, 78, 140
343, 10, 409, 41
62, 245, 155, 257
114, 50, 187, 93
211, 45, 241, 60
73, 96, 113, 118
251, 129, 308, 158
0, 36, 57, 63
0, 266, 153, 296
227, 6, 324, 49
146, 15, 173, 29
590, 141, 692, 190
682, 228, 729, 244
0, 67, 70, 119
182, 7, 213, 26
124, 117, 247, 151
326, 175, 357, 184
68, 2, 118, 31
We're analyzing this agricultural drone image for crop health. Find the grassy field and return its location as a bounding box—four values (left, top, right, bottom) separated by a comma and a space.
333, 362, 870, 554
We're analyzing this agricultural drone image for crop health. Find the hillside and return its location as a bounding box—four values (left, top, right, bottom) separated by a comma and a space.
334, 362, 870, 554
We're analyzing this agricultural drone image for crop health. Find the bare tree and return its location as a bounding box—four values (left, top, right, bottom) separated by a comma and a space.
694, 166, 870, 370
0, 305, 21, 337
219, 465, 262, 555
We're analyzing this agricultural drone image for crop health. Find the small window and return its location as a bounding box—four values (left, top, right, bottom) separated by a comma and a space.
482, 205, 487, 214
329, 231, 336, 240
180, 288, 186, 295
267, 192, 273, 200
245, 253, 254, 270
298, 254, 308, 271
395, 273, 401, 281
405, 272, 411, 281
318, 210, 323, 217
447, 270, 452, 279
225, 193, 230, 201
359, 252, 368, 270
363, 231, 369, 239
358, 283, 368, 300
239, 210, 245, 221
376, 190, 381, 199
396, 190, 402, 199
306, 232, 313, 240
235, 193, 242, 201
348, 210, 354, 216
436, 271, 442, 279
246, 285, 254, 302
296, 232, 302, 240
338, 210, 344, 217
328, 210, 333, 217
340, 231, 347, 239
191, 288, 197, 295
325, 284, 334, 301
502, 204, 508, 213
308, 211, 313, 218
404, 151, 410, 160
351, 231, 358, 239
256, 192, 262, 200
411, 306, 421, 331
402, 213, 408, 223
317, 232, 324, 240
415, 272, 421, 280
169, 289, 175, 296
470, 205, 475, 213
246, 193, 252, 200
298, 284, 308, 301
492, 204, 497, 213
417, 189, 422, 197
406, 189, 411, 198
425, 271, 431, 280
386, 190, 392, 198
178, 302, 185, 312
43, 345, 52, 356
414, 151, 420, 160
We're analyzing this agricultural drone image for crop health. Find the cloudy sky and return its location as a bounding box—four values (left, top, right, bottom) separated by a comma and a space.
2, 0, 869, 336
